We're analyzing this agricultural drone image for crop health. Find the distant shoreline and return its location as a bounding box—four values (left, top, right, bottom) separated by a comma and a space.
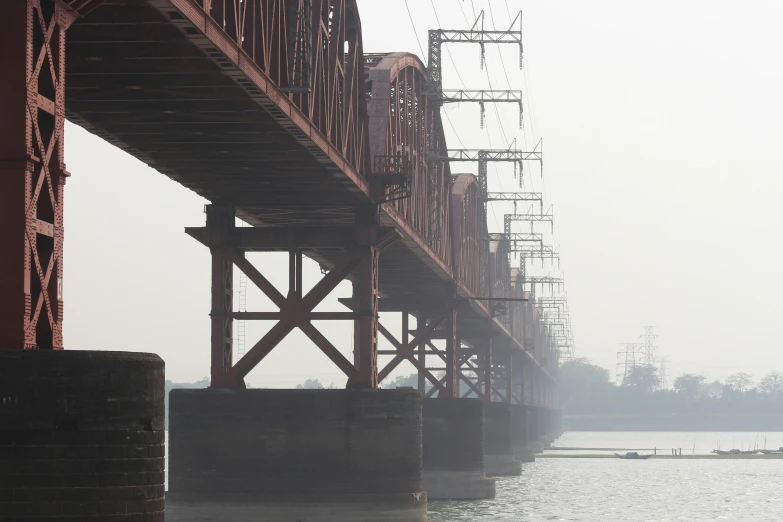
564, 414, 783, 432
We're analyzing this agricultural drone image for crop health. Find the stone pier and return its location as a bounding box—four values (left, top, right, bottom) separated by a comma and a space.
421, 398, 495, 500
482, 403, 522, 476
526, 406, 544, 454
540, 408, 559, 444
554, 408, 564, 438
511, 405, 534, 462
167, 389, 426, 522
0, 351, 166, 521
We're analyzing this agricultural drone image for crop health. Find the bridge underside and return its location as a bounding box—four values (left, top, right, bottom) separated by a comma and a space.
1, 0, 554, 389
65, 0, 484, 311
0, 0, 562, 518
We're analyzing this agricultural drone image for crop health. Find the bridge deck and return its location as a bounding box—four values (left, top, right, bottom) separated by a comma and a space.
65, 0, 497, 332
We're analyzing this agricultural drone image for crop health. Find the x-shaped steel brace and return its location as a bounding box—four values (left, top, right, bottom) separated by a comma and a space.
212, 250, 363, 388
424, 349, 485, 399
377, 317, 448, 393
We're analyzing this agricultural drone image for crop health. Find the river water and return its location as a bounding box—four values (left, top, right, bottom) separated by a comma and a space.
428, 431, 783, 522
165, 431, 783, 521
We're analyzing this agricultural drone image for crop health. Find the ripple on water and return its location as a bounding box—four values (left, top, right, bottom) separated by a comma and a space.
428, 432, 783, 522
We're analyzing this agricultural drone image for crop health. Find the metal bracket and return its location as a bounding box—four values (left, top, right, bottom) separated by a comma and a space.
370, 154, 412, 202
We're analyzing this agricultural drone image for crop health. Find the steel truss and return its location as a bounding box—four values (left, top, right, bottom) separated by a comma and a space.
375, 309, 532, 405
187, 204, 401, 389
0, 2, 564, 407
425, 12, 524, 241
376, 309, 456, 397
0, 0, 85, 350
442, 149, 543, 194
504, 212, 554, 235
426, 11, 524, 128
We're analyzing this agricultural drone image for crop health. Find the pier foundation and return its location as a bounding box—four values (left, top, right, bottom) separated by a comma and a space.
167, 389, 426, 522
0, 351, 166, 520
541, 408, 561, 443
527, 407, 544, 454
511, 405, 534, 462
421, 398, 495, 500
483, 403, 522, 476
537, 407, 554, 446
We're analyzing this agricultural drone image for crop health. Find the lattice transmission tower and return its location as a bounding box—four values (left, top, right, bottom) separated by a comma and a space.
616, 342, 642, 385
425, 10, 524, 240
641, 325, 658, 367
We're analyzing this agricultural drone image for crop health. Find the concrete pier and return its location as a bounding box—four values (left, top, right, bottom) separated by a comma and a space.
421, 398, 495, 500
511, 405, 534, 462
0, 351, 166, 521
483, 403, 522, 476
550, 408, 564, 439
541, 408, 561, 443
167, 389, 426, 522
526, 406, 544, 454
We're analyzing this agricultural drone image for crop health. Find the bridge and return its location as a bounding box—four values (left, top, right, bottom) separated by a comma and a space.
0, 1, 567, 520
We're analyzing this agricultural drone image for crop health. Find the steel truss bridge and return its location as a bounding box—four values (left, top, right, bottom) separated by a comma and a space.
0, 0, 563, 410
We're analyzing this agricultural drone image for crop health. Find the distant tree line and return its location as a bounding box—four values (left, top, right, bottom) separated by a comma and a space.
559, 358, 783, 430
297, 374, 438, 392
295, 378, 337, 389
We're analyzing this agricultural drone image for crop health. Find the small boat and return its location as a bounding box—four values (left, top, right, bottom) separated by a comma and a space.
713, 438, 748, 455
614, 451, 653, 460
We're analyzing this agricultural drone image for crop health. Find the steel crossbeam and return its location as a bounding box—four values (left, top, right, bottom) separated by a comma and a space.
439, 89, 522, 103
191, 204, 401, 389
444, 150, 542, 162
486, 191, 543, 202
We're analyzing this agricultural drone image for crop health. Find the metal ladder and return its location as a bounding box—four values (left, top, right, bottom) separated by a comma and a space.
237, 222, 248, 360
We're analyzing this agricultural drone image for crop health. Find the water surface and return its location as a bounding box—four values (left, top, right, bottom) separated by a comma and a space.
428, 432, 783, 521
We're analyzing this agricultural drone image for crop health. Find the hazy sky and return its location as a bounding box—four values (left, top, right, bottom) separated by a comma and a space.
63, 0, 783, 387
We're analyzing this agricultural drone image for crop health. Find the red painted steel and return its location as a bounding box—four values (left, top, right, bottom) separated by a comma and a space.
443, 300, 457, 399
451, 174, 484, 297
187, 0, 370, 176
366, 52, 452, 266
207, 205, 235, 379
0, 0, 74, 351
0, 0, 558, 403
483, 336, 493, 402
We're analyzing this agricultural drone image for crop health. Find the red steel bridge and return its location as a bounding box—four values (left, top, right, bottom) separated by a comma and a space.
0, 0, 562, 409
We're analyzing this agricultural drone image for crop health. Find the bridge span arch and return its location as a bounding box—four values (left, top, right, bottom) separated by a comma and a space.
365, 51, 452, 267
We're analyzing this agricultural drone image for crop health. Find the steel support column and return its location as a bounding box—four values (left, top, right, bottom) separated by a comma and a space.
443, 304, 457, 398
191, 207, 400, 389
0, 0, 74, 350
417, 316, 426, 394
425, 345, 483, 399
505, 353, 513, 404
352, 243, 379, 388
207, 205, 235, 386
377, 316, 447, 393
512, 351, 524, 404
351, 204, 381, 388
482, 337, 492, 402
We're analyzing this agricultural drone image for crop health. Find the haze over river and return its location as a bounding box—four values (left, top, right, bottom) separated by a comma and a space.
429, 432, 783, 522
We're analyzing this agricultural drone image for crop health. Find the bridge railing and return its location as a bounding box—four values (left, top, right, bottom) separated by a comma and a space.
451, 175, 484, 297
366, 52, 452, 268
488, 235, 512, 328
202, 0, 370, 174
